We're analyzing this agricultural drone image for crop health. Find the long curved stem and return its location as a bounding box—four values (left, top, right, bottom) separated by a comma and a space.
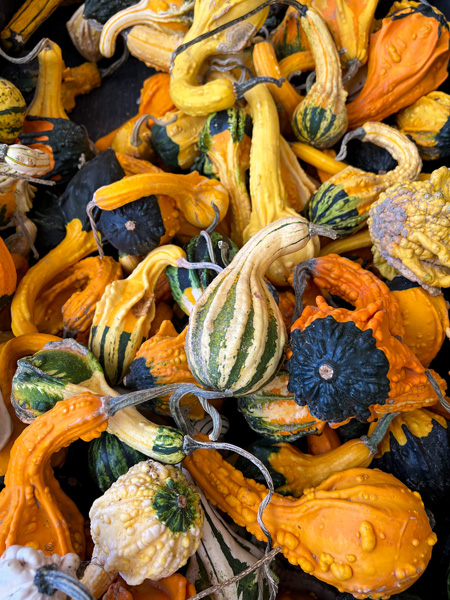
34, 565, 94, 600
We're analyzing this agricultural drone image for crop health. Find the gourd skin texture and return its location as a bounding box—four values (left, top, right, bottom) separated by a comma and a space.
291, 8, 348, 149
396, 91, 450, 161
346, 1, 450, 129
169, 0, 269, 116
369, 408, 450, 511
184, 438, 436, 599
241, 436, 375, 497
368, 166, 450, 295
237, 372, 326, 441
11, 219, 98, 336
243, 85, 319, 286
0, 392, 109, 558
0, 237, 17, 310
87, 461, 204, 585
308, 122, 422, 236
89, 244, 186, 386
0, 545, 80, 600
186, 217, 319, 396
0, 78, 26, 143
287, 295, 446, 425
388, 277, 449, 367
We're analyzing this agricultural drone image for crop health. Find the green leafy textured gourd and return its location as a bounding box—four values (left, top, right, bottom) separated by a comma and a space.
186, 216, 331, 396
166, 231, 239, 315
88, 431, 147, 492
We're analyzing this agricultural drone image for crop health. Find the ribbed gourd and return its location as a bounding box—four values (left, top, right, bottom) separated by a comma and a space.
396, 91, 450, 161
308, 122, 422, 237
243, 84, 321, 286
186, 216, 333, 397
291, 6, 348, 149
89, 244, 186, 385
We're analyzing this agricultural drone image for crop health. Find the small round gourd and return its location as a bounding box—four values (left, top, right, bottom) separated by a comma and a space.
0, 78, 26, 143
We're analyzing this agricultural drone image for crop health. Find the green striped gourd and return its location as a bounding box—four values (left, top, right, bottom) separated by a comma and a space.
308, 122, 422, 236
291, 7, 347, 149
166, 231, 239, 315
0, 78, 26, 144
186, 216, 333, 396
11, 339, 186, 464
185, 472, 272, 600
89, 244, 186, 385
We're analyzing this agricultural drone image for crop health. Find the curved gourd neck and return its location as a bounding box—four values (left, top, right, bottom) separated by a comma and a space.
27, 41, 68, 120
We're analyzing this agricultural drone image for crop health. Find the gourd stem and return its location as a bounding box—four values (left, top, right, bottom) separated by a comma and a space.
305, 70, 316, 92
0, 37, 52, 63
361, 412, 400, 455
169, 0, 308, 69
176, 256, 224, 273
334, 127, 365, 161
99, 44, 130, 78
200, 230, 217, 264
34, 565, 94, 600
218, 240, 230, 266
234, 76, 285, 100
106, 383, 185, 416
205, 202, 221, 234
309, 223, 338, 239
131, 112, 178, 147
183, 435, 279, 599
342, 58, 362, 84
291, 259, 314, 323
425, 370, 450, 413
86, 200, 104, 259
187, 546, 281, 600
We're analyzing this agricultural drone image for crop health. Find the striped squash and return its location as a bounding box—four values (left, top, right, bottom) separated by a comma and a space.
185, 216, 326, 396
291, 7, 347, 148
0, 78, 26, 144
89, 244, 186, 385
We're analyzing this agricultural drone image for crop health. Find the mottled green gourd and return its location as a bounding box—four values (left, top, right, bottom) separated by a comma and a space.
186, 216, 334, 396
0, 78, 26, 143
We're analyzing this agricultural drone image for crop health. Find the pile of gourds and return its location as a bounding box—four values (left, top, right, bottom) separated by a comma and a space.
1, 0, 450, 599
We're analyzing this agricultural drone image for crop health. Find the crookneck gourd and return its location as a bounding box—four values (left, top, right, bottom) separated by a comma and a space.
388, 276, 450, 367
33, 256, 122, 340
292, 254, 404, 338
197, 107, 252, 246
239, 414, 394, 497
166, 229, 239, 315
82, 460, 203, 598
89, 244, 186, 385
346, 1, 450, 129
126, 23, 185, 73
242, 85, 321, 286
291, 6, 348, 149
91, 170, 229, 232
308, 121, 422, 237
368, 408, 450, 512
169, 0, 269, 115
184, 437, 436, 598
10, 339, 186, 464
237, 371, 326, 441
396, 91, 450, 161
368, 166, 450, 295
186, 216, 334, 396
19, 40, 94, 184
287, 294, 447, 425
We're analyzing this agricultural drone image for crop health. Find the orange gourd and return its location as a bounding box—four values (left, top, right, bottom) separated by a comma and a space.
306, 424, 341, 455
0, 237, 17, 310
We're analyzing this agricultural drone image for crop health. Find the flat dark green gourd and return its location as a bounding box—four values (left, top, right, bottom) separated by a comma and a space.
59, 148, 125, 230
335, 419, 369, 443
19, 117, 95, 185
84, 0, 139, 23
372, 414, 450, 511
387, 275, 421, 292
166, 232, 239, 315
150, 124, 185, 172
29, 189, 66, 254
88, 431, 147, 492
341, 139, 397, 174
97, 194, 165, 255
287, 316, 391, 423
